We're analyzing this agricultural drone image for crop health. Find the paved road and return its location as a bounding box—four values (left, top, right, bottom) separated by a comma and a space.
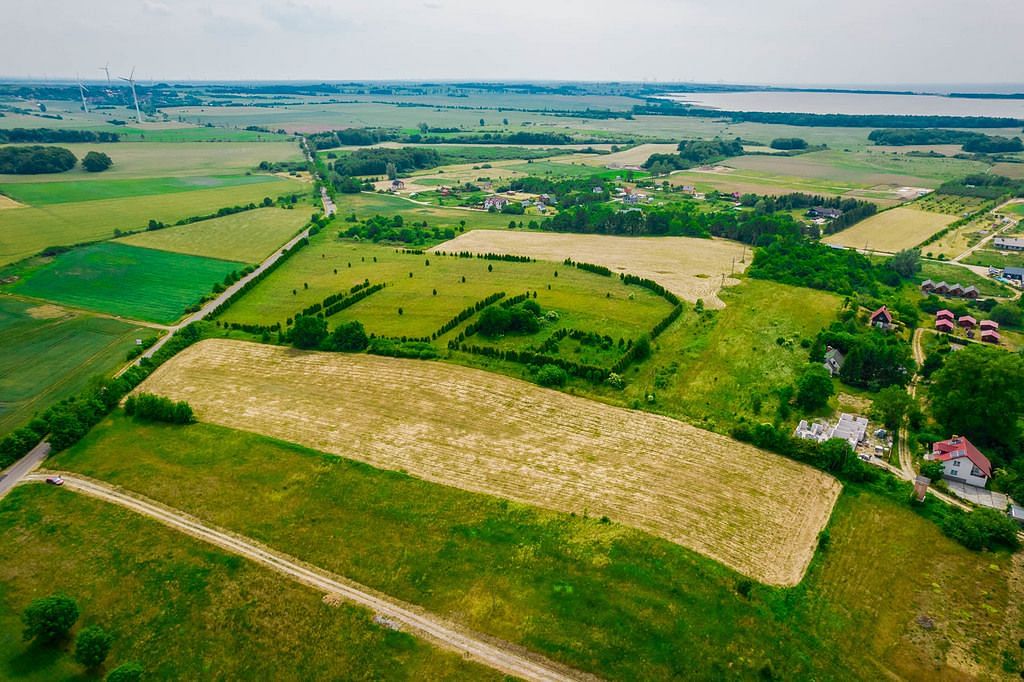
0, 441, 50, 499
20, 474, 586, 682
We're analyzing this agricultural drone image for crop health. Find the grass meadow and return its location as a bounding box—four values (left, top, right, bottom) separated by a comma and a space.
0, 485, 497, 681
0, 178, 302, 265
51, 414, 1024, 680
336, 191, 516, 230
116, 207, 308, 263
0, 298, 149, 435
221, 236, 669, 339
10, 243, 240, 324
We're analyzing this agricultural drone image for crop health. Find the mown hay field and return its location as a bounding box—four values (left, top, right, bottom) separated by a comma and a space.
431, 229, 746, 308
139, 339, 841, 585
116, 207, 308, 263
823, 207, 957, 252
0, 174, 280, 207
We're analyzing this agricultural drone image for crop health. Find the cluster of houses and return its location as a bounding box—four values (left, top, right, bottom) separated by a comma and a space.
934, 310, 1000, 343
482, 193, 556, 212
919, 280, 980, 299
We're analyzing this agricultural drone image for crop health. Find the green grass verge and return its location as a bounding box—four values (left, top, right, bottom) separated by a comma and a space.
917, 261, 1012, 297
51, 414, 1024, 680
0, 298, 150, 436
9, 243, 241, 324
0, 174, 280, 206
115, 207, 308, 263
0, 485, 498, 681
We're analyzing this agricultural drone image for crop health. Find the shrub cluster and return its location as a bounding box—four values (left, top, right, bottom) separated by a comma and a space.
0, 145, 76, 174
563, 258, 612, 277
123, 393, 196, 424
431, 292, 506, 340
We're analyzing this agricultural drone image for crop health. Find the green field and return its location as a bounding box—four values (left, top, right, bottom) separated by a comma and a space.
0, 174, 282, 206
0, 178, 303, 265
51, 414, 1024, 680
0, 485, 496, 681
962, 248, 1024, 270
1003, 202, 1024, 217
116, 207, 308, 263
0, 298, 149, 435
917, 261, 1012, 297
620, 279, 841, 430
0, 141, 301, 184
9, 243, 240, 324
221, 237, 670, 339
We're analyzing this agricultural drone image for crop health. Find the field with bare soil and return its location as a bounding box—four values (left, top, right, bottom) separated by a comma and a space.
431, 229, 746, 308
138, 339, 841, 585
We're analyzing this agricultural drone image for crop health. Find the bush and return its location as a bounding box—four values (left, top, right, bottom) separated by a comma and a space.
81, 151, 113, 172
289, 315, 328, 349
796, 365, 834, 410
941, 507, 1021, 551
22, 594, 79, 643
75, 625, 114, 669
328, 321, 369, 352
536, 364, 569, 387
123, 393, 196, 424
106, 662, 144, 682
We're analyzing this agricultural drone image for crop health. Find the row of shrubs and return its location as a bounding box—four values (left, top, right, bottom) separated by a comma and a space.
293, 279, 377, 319
621, 273, 682, 305
456, 343, 610, 383
563, 258, 613, 277
123, 393, 195, 424
430, 292, 506, 339
432, 250, 535, 263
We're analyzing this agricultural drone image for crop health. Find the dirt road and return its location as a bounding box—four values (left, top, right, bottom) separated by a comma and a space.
21, 474, 588, 682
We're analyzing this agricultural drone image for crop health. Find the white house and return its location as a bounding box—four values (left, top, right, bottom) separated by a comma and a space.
927, 436, 992, 488
823, 347, 845, 377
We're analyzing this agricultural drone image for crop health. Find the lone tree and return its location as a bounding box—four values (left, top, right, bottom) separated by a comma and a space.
888, 248, 921, 279
870, 385, 916, 430
22, 594, 79, 644
74, 625, 114, 669
289, 315, 328, 349
105, 662, 144, 682
81, 150, 113, 172
328, 321, 368, 352
796, 365, 834, 410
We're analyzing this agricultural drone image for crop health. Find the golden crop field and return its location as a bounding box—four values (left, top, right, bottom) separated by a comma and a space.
550, 143, 680, 167
823, 207, 958, 252
431, 229, 747, 308
138, 339, 842, 586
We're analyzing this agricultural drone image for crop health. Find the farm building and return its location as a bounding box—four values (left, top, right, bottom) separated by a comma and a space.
823, 347, 845, 376
483, 196, 509, 211
390, 179, 405, 191
1004, 267, 1024, 282
808, 207, 843, 220
994, 236, 1024, 251
870, 305, 893, 330
926, 436, 992, 488
958, 315, 976, 329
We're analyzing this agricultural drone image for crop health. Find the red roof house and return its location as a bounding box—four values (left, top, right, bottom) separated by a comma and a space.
981, 329, 1001, 344
929, 436, 992, 486
936, 309, 954, 321
980, 320, 999, 331
870, 305, 893, 329
935, 318, 955, 333
958, 315, 977, 329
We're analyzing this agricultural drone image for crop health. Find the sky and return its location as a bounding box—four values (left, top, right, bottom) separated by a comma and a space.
3, 0, 1023, 86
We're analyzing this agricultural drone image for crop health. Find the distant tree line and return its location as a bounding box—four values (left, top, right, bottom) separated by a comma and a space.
330, 147, 441, 176
868, 128, 1024, 153
643, 138, 744, 173
769, 137, 808, 150
937, 173, 1024, 199
0, 128, 120, 143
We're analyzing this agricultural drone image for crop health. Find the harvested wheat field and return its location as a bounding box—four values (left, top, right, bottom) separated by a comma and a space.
552, 143, 680, 167
431, 230, 746, 308
823, 207, 957, 253
139, 339, 841, 585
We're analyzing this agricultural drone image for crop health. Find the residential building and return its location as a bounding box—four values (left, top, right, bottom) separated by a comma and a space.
961, 285, 979, 299
823, 347, 845, 376
483, 195, 509, 211
931, 281, 949, 294
935, 317, 955, 333
831, 413, 869, 449
981, 329, 1001, 344
980, 320, 999, 332
870, 305, 893, 329
936, 309, 954, 321
1004, 267, 1024, 282
807, 206, 843, 220
958, 315, 977, 329
994, 236, 1024, 251
390, 179, 405, 190
946, 283, 964, 297
920, 279, 935, 293
927, 436, 992, 488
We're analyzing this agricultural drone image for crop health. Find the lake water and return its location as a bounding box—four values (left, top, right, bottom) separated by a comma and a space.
659, 91, 1024, 118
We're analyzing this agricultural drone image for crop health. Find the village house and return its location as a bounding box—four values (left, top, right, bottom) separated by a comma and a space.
958, 315, 976, 329
961, 285, 979, 299
920, 279, 935, 293
980, 320, 999, 332
935, 317, 955, 333
390, 179, 405, 191
936, 309, 954, 321
1004, 267, 1024, 283
994, 236, 1024, 251
679, 185, 696, 194
794, 413, 868, 450
592, 186, 604, 194
946, 283, 964, 297
981, 328, 1001, 344
807, 206, 843, 220
870, 305, 893, 330
823, 347, 845, 376
483, 195, 509, 211
926, 436, 992, 488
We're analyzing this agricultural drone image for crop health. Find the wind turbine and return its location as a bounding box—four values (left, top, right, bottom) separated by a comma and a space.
77, 75, 89, 113
99, 63, 111, 86
119, 67, 142, 124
